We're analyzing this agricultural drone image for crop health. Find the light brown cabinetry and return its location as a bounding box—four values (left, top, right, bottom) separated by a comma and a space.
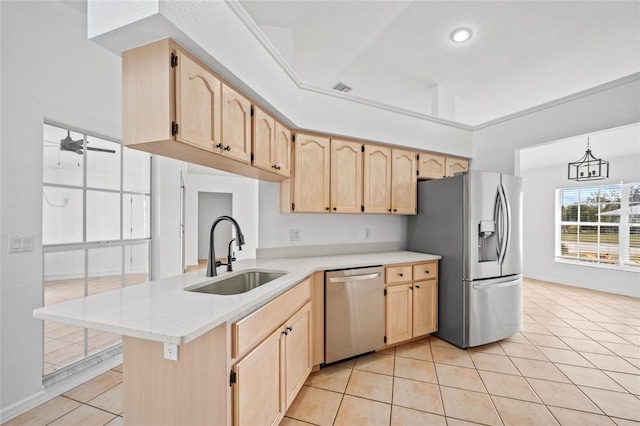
232, 278, 312, 426
417, 152, 446, 179
363, 145, 416, 215
122, 38, 286, 182
385, 261, 438, 345
445, 156, 469, 177
281, 133, 331, 213
221, 84, 252, 163
252, 105, 291, 177
363, 144, 392, 214
331, 139, 363, 213
391, 148, 417, 215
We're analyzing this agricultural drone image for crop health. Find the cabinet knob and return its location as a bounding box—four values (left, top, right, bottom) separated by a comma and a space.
415, 285, 420, 289
393, 209, 397, 212
276, 165, 281, 170
425, 270, 429, 274
410, 286, 413, 290
388, 209, 392, 212
224, 145, 231, 151
399, 273, 403, 277
272, 164, 277, 169
282, 330, 288, 336
326, 207, 330, 211
286, 326, 293, 333
215, 143, 223, 150
333, 207, 336, 211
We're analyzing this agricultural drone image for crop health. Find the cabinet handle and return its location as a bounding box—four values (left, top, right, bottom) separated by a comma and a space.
282, 330, 288, 336
326, 207, 330, 211
224, 145, 231, 151
276, 165, 281, 170
333, 207, 337, 211
399, 273, 403, 277
425, 270, 429, 274
415, 285, 420, 289
215, 143, 223, 150
393, 209, 397, 212
410, 286, 413, 291
272, 164, 277, 169
388, 209, 392, 212
286, 326, 293, 333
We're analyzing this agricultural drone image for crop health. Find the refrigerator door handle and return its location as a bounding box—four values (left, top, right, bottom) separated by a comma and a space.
494, 184, 510, 265
472, 279, 519, 290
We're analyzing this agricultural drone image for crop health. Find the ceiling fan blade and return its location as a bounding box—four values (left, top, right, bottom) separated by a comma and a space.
86, 146, 116, 154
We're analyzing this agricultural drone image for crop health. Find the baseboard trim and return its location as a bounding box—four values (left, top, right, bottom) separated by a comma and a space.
0, 354, 122, 424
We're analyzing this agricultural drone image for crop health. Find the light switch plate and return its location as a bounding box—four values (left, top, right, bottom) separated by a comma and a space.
8, 234, 34, 253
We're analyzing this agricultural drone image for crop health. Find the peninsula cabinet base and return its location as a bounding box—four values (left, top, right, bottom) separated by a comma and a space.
122, 324, 228, 426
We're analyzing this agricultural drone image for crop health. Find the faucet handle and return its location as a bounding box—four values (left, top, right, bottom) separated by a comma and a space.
215, 260, 223, 267
231, 252, 236, 262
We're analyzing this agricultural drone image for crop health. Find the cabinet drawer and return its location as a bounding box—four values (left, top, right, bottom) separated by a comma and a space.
385, 265, 412, 284
233, 277, 311, 358
413, 262, 438, 281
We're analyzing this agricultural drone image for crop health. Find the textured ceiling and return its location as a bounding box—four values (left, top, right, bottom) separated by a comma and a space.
239, 1, 640, 126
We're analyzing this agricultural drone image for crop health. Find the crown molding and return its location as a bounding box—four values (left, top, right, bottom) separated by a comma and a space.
227, 1, 639, 133
470, 72, 640, 130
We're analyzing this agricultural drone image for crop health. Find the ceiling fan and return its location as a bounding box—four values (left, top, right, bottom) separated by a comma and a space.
59, 130, 116, 155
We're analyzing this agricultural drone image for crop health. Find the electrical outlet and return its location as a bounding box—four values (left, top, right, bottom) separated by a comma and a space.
164, 342, 179, 361
364, 228, 371, 240
289, 229, 300, 242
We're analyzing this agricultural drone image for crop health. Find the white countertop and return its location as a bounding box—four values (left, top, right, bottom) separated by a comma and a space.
33, 251, 440, 345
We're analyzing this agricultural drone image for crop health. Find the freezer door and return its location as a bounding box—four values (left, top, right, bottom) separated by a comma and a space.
500, 174, 523, 277
466, 275, 522, 347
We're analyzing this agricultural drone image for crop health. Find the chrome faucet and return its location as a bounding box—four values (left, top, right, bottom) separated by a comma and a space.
206, 216, 245, 277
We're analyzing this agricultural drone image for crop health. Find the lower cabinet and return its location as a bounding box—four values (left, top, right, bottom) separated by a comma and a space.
232, 301, 312, 426
385, 262, 438, 346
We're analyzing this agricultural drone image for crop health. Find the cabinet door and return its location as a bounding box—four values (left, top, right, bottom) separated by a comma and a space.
274, 121, 291, 177
222, 84, 252, 163
385, 284, 413, 345
417, 153, 445, 179
292, 133, 331, 213
363, 144, 392, 214
330, 139, 363, 213
413, 280, 438, 337
252, 105, 275, 173
445, 157, 469, 177
283, 302, 312, 409
176, 50, 221, 151
234, 327, 283, 426
391, 148, 417, 215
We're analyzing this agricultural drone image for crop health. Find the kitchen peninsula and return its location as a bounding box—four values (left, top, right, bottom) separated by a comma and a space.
34, 251, 440, 425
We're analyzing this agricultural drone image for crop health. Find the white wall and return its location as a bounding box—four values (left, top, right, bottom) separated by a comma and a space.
521, 146, 639, 297
472, 76, 640, 175
198, 193, 232, 260
184, 173, 258, 267
258, 182, 407, 249
0, 0, 121, 413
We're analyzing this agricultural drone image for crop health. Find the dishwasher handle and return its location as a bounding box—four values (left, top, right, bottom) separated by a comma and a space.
328, 272, 381, 283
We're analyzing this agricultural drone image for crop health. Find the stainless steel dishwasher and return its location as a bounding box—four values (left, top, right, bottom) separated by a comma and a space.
325, 266, 384, 364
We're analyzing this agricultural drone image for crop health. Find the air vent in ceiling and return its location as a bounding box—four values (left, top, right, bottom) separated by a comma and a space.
332, 81, 353, 93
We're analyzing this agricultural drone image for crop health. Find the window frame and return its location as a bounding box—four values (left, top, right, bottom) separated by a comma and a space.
556, 182, 639, 271
42, 121, 153, 382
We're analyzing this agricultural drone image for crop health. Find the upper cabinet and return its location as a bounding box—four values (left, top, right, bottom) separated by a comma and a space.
331, 139, 363, 214
363, 144, 392, 214
175, 50, 222, 151
252, 106, 291, 177
391, 149, 417, 215
417, 152, 445, 179
122, 38, 286, 182
445, 156, 469, 177
221, 85, 252, 163
284, 133, 331, 213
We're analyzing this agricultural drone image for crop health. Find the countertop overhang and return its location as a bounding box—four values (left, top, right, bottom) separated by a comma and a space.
33, 251, 440, 345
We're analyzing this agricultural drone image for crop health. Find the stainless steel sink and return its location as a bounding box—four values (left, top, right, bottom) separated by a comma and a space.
187, 270, 286, 295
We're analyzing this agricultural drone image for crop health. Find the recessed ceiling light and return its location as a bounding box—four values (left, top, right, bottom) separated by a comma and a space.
450, 27, 473, 43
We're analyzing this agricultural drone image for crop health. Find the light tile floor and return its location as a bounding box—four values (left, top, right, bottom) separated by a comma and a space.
8, 278, 640, 425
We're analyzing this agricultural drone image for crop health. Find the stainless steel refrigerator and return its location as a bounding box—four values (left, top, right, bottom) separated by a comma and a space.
407, 171, 523, 348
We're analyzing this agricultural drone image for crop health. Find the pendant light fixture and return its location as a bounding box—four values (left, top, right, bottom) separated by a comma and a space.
567, 137, 609, 181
